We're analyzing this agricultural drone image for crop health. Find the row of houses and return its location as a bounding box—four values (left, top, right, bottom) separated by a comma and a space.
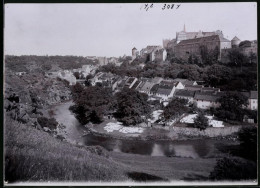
132, 46, 167, 62
174, 89, 257, 110
90, 72, 258, 111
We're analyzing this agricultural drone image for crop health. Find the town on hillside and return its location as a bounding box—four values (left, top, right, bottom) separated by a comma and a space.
4, 3, 258, 184
46, 26, 257, 129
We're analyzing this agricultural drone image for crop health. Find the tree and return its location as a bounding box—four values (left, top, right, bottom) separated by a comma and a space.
37, 117, 58, 130
177, 64, 202, 81
70, 86, 115, 124
73, 72, 80, 79
227, 48, 248, 66
212, 46, 220, 61
115, 88, 150, 126
215, 92, 248, 121
199, 45, 219, 65
85, 74, 93, 86
188, 55, 193, 64
71, 83, 85, 101
209, 157, 257, 180
248, 52, 257, 64
200, 45, 209, 64
163, 98, 188, 121
193, 112, 209, 130
239, 40, 251, 48
204, 64, 232, 86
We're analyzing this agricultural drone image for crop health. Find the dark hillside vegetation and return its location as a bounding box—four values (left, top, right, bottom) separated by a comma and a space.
99, 59, 256, 92
5, 55, 97, 72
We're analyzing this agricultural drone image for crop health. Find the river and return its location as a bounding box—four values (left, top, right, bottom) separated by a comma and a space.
52, 101, 236, 159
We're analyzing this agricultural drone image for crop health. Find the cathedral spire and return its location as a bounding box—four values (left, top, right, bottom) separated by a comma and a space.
183, 24, 186, 32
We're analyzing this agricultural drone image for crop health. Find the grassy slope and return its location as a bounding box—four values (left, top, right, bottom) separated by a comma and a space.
4, 117, 129, 183
110, 152, 216, 181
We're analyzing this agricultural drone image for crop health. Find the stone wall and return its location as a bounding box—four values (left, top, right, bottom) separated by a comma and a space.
152, 125, 170, 130
171, 126, 242, 138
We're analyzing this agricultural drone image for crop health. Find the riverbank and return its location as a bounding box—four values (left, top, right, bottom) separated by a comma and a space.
49, 100, 243, 143
85, 119, 241, 142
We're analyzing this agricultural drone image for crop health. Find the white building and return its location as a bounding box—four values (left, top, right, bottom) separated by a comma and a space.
194, 91, 223, 109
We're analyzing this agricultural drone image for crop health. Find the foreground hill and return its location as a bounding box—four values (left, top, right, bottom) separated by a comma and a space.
4, 117, 129, 182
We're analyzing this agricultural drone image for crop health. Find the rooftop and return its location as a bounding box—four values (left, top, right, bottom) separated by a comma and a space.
173, 78, 196, 86
177, 35, 230, 46
156, 88, 173, 96
194, 91, 223, 102
250, 91, 258, 99
184, 85, 203, 91
231, 36, 241, 41
139, 81, 156, 93
175, 89, 195, 98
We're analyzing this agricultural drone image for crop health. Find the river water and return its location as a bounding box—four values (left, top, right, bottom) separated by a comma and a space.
52, 101, 233, 159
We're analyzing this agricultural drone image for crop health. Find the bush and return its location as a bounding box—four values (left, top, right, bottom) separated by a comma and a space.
37, 117, 58, 130
209, 157, 257, 180
237, 126, 257, 162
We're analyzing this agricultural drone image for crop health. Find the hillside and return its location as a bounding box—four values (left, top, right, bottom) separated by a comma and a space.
4, 117, 129, 182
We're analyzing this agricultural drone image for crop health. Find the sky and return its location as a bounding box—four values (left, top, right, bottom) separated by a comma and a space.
4, 3, 257, 57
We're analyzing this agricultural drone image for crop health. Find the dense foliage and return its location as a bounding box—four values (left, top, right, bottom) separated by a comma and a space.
70, 85, 115, 124
99, 59, 256, 92
37, 117, 58, 130
5, 55, 97, 72
214, 92, 248, 121
209, 126, 257, 180
115, 88, 150, 126
227, 48, 249, 65
209, 157, 257, 180
163, 98, 189, 120
70, 85, 151, 126
199, 45, 219, 65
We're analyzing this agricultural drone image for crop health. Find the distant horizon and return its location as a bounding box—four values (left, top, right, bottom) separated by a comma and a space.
5, 3, 257, 57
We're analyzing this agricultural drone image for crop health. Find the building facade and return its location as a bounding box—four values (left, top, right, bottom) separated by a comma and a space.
175, 35, 231, 60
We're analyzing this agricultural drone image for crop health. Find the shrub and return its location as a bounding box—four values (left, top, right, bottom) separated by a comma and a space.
209, 157, 257, 180
37, 117, 58, 130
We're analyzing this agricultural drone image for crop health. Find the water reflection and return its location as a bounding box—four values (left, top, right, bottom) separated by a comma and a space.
151, 144, 164, 156
173, 145, 199, 158
83, 134, 217, 158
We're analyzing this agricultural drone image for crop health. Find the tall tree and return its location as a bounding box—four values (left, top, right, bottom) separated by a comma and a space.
70, 86, 115, 124
215, 92, 248, 121
227, 48, 248, 65
115, 88, 150, 126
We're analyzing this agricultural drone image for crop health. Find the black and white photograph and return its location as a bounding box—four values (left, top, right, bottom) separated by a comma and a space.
3, 2, 258, 186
